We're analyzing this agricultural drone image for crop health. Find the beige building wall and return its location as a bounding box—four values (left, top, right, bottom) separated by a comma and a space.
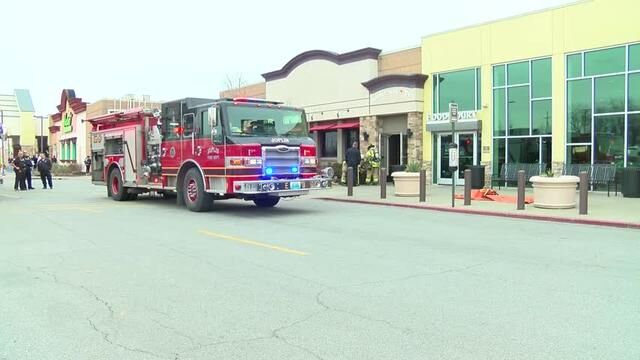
378, 47, 422, 76
267, 59, 378, 122
220, 82, 266, 99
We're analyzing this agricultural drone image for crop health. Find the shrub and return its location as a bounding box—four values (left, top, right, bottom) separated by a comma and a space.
404, 162, 421, 173
52, 163, 83, 176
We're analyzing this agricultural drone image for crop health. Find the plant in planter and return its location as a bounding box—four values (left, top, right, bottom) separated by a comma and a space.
530, 169, 580, 208
391, 162, 422, 197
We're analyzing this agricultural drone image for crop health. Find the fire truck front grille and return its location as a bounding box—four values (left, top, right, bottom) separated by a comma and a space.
263, 146, 300, 176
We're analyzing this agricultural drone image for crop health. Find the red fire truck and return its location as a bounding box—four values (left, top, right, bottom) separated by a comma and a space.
88, 98, 331, 211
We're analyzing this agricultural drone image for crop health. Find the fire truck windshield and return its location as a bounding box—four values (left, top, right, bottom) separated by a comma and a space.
226, 106, 307, 138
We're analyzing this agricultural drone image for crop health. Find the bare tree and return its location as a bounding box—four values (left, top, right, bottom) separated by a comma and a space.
223, 73, 247, 90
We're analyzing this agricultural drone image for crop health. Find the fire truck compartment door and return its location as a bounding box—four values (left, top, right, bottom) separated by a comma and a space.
123, 126, 142, 185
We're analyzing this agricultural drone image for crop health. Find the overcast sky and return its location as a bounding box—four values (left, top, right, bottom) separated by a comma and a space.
1, 0, 575, 115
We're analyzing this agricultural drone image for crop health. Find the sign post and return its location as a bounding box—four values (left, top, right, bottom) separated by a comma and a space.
449, 103, 458, 208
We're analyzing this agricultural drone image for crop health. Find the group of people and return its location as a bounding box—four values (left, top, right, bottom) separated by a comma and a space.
343, 142, 380, 186
11, 151, 53, 191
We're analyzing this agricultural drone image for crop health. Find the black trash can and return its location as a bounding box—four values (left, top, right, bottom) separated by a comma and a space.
470, 165, 486, 189
622, 167, 640, 198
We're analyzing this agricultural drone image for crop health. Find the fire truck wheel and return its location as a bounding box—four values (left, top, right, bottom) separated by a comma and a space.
109, 168, 128, 201
253, 196, 280, 208
183, 168, 212, 212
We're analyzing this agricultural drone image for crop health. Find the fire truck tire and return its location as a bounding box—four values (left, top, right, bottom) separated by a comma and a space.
183, 168, 212, 212
108, 168, 128, 201
253, 196, 280, 208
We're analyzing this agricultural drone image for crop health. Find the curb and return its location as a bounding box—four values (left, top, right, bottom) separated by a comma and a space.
316, 197, 640, 230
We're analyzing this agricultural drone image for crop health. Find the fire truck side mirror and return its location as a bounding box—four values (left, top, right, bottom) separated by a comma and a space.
208, 106, 217, 128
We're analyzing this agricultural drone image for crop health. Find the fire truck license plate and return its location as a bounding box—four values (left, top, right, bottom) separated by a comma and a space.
290, 181, 301, 190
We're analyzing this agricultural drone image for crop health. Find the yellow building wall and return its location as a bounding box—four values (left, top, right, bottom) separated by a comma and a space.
19, 112, 36, 148
422, 0, 640, 168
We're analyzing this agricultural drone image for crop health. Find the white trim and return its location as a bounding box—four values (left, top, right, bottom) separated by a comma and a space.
494, 135, 552, 139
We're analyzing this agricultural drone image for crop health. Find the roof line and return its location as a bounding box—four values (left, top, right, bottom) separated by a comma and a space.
422, 0, 590, 39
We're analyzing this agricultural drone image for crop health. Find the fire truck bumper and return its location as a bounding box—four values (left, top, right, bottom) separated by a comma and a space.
234, 177, 331, 195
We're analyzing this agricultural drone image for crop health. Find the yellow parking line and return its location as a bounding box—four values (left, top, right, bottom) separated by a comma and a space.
198, 230, 308, 256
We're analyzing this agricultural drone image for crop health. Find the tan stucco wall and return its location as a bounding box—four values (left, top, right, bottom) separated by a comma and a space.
378, 47, 422, 76
220, 82, 266, 99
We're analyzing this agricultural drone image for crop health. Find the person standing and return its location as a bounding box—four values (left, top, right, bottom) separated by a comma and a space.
84, 155, 92, 175
345, 142, 362, 187
37, 153, 53, 189
23, 152, 35, 190
365, 144, 380, 184
13, 151, 27, 191
52, 154, 57, 164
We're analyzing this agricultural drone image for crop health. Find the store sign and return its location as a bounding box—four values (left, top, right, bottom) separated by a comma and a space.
63, 112, 73, 133
427, 111, 477, 122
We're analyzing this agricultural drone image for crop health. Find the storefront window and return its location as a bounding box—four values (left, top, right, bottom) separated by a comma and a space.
629, 73, 640, 112
568, 145, 591, 164
343, 130, 359, 155
321, 131, 337, 158
532, 99, 552, 135
532, 58, 552, 98
594, 115, 624, 166
507, 61, 529, 85
493, 88, 505, 136
493, 57, 552, 170
567, 54, 582, 78
628, 114, 640, 167
493, 65, 505, 87
433, 68, 480, 112
584, 46, 625, 76
507, 86, 530, 136
71, 142, 77, 161
566, 44, 640, 167
630, 44, 640, 71
492, 138, 505, 177
594, 75, 625, 114
507, 137, 539, 164
567, 79, 592, 143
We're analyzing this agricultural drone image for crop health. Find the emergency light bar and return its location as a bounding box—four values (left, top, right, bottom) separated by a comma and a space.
229, 97, 283, 105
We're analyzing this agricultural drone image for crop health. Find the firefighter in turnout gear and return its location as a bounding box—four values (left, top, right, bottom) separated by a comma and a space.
365, 144, 380, 184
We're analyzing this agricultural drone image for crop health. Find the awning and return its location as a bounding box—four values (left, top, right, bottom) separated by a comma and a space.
334, 120, 359, 129
309, 123, 336, 131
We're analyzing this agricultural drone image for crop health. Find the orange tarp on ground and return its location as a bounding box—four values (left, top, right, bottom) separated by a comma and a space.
454, 189, 534, 204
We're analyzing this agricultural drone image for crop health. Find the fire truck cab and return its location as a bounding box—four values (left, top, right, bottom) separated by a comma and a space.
89, 97, 331, 211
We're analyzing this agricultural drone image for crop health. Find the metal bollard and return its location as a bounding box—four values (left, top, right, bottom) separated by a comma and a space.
464, 169, 471, 206
579, 171, 588, 215
380, 168, 387, 199
347, 167, 353, 197
517, 170, 526, 210
419, 169, 426, 202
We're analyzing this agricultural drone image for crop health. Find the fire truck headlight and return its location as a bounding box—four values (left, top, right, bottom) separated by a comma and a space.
268, 183, 276, 191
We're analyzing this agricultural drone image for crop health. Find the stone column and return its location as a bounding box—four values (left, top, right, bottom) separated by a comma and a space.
407, 112, 423, 165
552, 161, 564, 176
482, 160, 492, 188
359, 116, 380, 155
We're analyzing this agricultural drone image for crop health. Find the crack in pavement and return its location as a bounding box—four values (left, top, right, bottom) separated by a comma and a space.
87, 316, 165, 359
345, 261, 493, 288
314, 288, 412, 335
150, 318, 199, 348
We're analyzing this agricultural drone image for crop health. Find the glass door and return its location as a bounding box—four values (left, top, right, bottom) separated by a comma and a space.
437, 132, 477, 185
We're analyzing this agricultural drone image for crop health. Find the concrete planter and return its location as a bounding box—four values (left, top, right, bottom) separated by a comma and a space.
391, 171, 420, 197
530, 175, 580, 209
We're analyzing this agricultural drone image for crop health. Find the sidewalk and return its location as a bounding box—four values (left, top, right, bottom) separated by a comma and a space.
313, 183, 640, 229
